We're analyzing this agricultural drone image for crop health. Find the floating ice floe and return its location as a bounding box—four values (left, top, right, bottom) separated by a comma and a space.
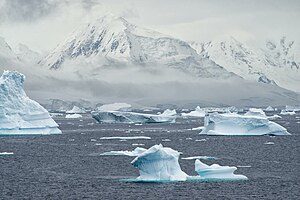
92, 109, 176, 124
191, 126, 204, 131
100, 136, 151, 140
264, 142, 275, 145
100, 147, 147, 156
181, 106, 205, 117
66, 106, 86, 114
181, 156, 218, 160
65, 114, 82, 118
280, 110, 296, 115
0, 152, 14, 155
96, 103, 132, 112
200, 112, 290, 136
267, 114, 282, 120
0, 70, 61, 135
193, 159, 248, 180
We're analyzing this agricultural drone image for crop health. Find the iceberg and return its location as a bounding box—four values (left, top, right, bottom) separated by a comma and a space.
131, 144, 188, 181
200, 112, 290, 135
267, 114, 282, 120
181, 106, 205, 117
0, 152, 14, 155
244, 108, 266, 118
66, 106, 86, 114
65, 114, 82, 118
161, 109, 177, 116
265, 106, 275, 111
96, 103, 131, 111
280, 110, 296, 115
92, 110, 176, 124
194, 159, 248, 180
0, 70, 61, 135
285, 105, 300, 112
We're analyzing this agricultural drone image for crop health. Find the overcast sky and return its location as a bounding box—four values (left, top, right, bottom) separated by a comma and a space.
0, 0, 299, 52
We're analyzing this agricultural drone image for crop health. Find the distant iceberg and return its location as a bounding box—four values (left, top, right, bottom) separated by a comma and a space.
285, 105, 300, 112
194, 159, 248, 180
100, 136, 151, 140
181, 106, 205, 117
280, 110, 296, 115
265, 106, 275, 111
96, 103, 132, 112
244, 108, 266, 118
92, 109, 176, 123
65, 114, 82, 118
100, 147, 147, 156
131, 144, 188, 181
66, 106, 86, 114
0, 70, 61, 135
200, 112, 290, 136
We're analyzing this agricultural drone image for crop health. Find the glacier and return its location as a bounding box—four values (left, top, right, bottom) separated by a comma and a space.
92, 109, 176, 124
181, 106, 205, 117
0, 70, 61, 135
193, 159, 248, 180
131, 144, 189, 181
200, 112, 290, 136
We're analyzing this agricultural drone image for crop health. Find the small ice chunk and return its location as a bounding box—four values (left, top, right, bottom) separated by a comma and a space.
65, 114, 82, 118
0, 152, 14, 155
162, 139, 171, 142
131, 144, 188, 181
195, 139, 207, 142
268, 115, 282, 120
132, 143, 145, 146
194, 159, 248, 180
100, 136, 151, 140
264, 142, 275, 145
280, 110, 296, 115
191, 126, 204, 131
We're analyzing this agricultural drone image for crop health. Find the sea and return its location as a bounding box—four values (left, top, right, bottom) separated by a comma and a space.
1, 112, 299, 199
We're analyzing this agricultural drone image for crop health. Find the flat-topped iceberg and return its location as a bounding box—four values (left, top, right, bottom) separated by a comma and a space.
0, 70, 61, 135
181, 106, 205, 117
131, 144, 188, 181
96, 103, 132, 111
200, 112, 290, 136
194, 159, 248, 180
92, 109, 176, 124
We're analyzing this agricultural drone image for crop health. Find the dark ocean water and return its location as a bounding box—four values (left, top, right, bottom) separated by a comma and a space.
1, 112, 300, 200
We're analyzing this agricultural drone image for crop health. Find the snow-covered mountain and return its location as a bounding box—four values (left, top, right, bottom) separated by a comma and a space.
15, 43, 40, 63
189, 36, 300, 92
0, 37, 20, 67
39, 15, 233, 79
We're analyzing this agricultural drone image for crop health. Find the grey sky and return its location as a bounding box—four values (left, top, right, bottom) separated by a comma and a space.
0, 0, 299, 52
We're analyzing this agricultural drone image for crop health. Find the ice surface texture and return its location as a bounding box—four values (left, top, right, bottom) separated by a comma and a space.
181, 106, 205, 117
200, 112, 290, 136
0, 70, 61, 135
194, 159, 248, 180
131, 144, 188, 181
92, 110, 176, 124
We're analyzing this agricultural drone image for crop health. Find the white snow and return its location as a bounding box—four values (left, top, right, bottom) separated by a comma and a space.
65, 114, 82, 118
97, 103, 132, 112
161, 109, 177, 116
194, 159, 248, 180
100, 136, 151, 140
0, 71, 61, 135
92, 110, 176, 123
181, 106, 205, 117
200, 112, 290, 136
66, 106, 86, 114
131, 144, 188, 181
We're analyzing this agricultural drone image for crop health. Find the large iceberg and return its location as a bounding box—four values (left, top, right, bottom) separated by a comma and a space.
92, 109, 176, 123
194, 159, 248, 180
131, 144, 188, 181
200, 112, 290, 136
181, 106, 205, 117
0, 70, 61, 135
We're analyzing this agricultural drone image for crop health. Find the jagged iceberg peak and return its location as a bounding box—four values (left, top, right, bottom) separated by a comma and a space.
131, 144, 188, 181
0, 70, 61, 135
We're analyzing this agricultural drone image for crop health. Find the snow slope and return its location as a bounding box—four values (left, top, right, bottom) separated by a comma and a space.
190, 36, 300, 92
